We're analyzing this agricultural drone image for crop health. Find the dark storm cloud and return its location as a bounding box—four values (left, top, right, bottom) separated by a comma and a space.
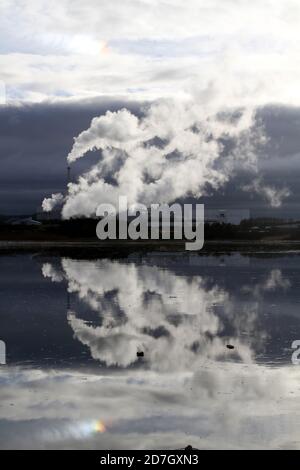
0, 100, 299, 217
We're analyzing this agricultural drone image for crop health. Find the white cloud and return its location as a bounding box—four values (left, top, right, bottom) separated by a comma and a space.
1, 361, 300, 449
2, 1, 300, 104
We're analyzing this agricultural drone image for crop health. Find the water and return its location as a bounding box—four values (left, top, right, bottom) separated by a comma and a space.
1, 252, 300, 449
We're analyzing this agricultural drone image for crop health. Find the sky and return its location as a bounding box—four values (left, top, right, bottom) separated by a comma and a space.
1, 0, 300, 217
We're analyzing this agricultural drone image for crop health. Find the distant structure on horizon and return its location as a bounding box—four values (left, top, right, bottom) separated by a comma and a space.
205, 209, 250, 225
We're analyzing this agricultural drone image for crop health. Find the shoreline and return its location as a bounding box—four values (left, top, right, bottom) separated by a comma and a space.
1, 239, 300, 256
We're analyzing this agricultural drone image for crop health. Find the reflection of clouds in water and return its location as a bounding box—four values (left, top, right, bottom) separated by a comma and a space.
224, 268, 293, 355
1, 362, 300, 449
42, 263, 64, 283
43, 258, 262, 369
264, 269, 291, 291
42, 259, 293, 370
242, 268, 291, 298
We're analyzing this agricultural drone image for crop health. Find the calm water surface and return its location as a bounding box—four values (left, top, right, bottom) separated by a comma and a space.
1, 252, 300, 449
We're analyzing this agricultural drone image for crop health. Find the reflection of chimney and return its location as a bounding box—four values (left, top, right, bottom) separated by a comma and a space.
67, 165, 71, 185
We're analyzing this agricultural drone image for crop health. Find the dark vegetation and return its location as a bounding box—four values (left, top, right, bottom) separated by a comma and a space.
1, 216, 300, 242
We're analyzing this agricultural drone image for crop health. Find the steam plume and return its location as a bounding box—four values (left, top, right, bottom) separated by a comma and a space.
42, 192, 64, 212
42, 92, 289, 217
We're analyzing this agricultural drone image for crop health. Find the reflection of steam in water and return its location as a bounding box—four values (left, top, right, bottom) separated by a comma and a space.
42, 258, 291, 370
0, 256, 299, 450
241, 268, 291, 298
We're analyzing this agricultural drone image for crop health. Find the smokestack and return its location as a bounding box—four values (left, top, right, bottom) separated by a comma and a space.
67, 165, 71, 185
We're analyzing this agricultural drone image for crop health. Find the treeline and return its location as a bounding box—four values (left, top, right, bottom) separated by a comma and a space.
1, 217, 300, 241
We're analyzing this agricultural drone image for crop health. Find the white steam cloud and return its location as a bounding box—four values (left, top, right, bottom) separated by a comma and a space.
67, 109, 143, 164
42, 192, 64, 212
43, 91, 271, 218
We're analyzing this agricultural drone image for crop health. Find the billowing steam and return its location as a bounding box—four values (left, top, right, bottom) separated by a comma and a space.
42, 93, 289, 217
42, 192, 64, 212
67, 109, 143, 164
